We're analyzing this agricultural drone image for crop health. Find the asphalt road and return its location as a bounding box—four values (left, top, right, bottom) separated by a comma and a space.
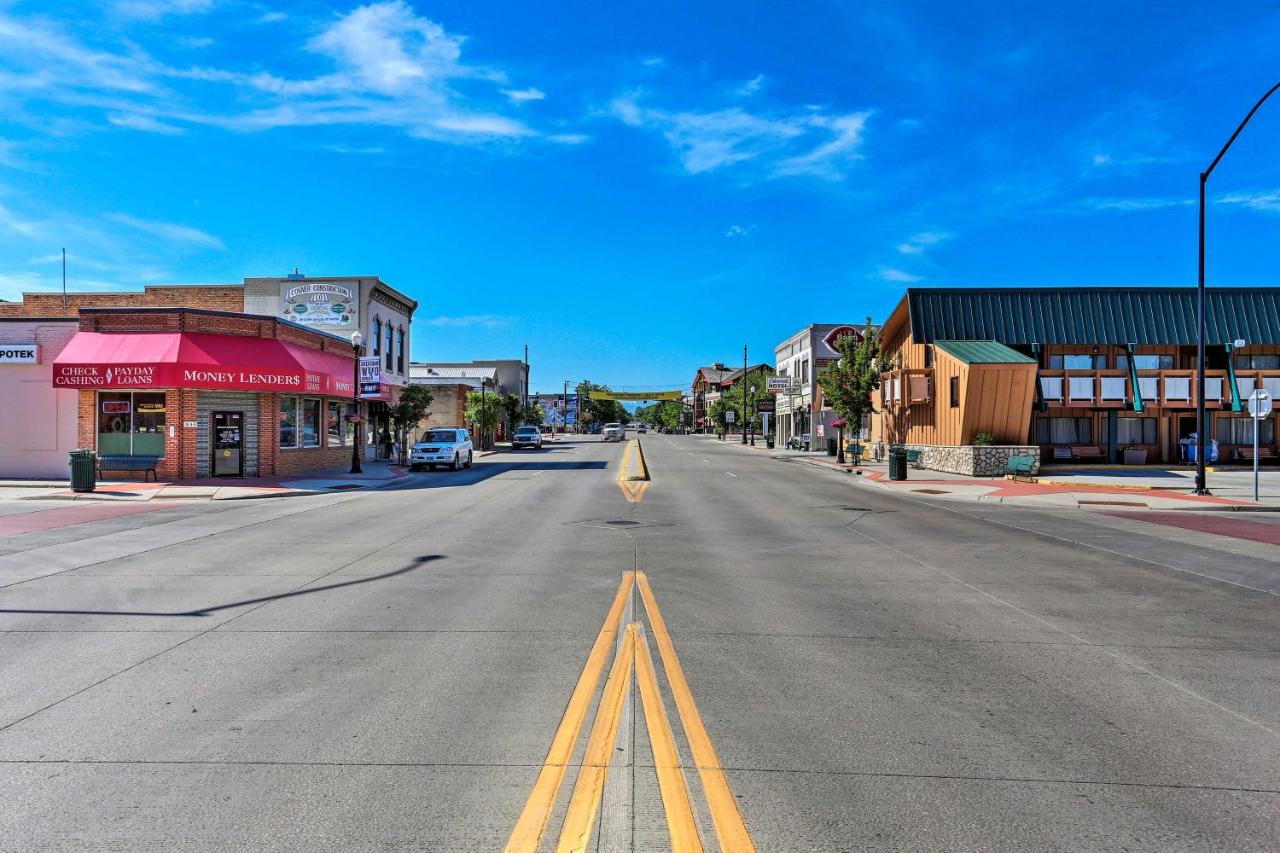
0, 434, 1277, 851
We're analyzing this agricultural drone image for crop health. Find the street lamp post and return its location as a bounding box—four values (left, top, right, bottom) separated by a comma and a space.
481, 377, 489, 451
1194, 80, 1280, 495
563, 380, 569, 435
350, 330, 363, 474
741, 345, 748, 445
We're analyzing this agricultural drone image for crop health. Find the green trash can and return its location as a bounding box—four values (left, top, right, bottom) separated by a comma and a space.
69, 448, 97, 493
766, 437, 775, 449
888, 448, 907, 481
827, 439, 837, 456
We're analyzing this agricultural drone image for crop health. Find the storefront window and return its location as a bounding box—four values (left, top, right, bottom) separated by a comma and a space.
280, 396, 298, 449
1035, 417, 1092, 444
302, 398, 321, 447
327, 401, 346, 447
96, 391, 166, 457
1219, 417, 1275, 445
1102, 417, 1158, 446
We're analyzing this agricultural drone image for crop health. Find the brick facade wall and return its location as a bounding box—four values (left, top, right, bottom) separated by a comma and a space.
0, 286, 245, 318
74, 307, 362, 481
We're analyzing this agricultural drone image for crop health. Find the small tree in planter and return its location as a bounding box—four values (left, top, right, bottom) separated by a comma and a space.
817, 318, 893, 466
390, 385, 433, 465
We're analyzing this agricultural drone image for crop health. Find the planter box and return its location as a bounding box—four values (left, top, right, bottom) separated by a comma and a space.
1122, 448, 1147, 465
904, 444, 1041, 477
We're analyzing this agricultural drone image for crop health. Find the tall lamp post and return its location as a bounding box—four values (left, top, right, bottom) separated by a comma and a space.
1194, 80, 1280, 495
480, 376, 489, 451
741, 345, 748, 445
350, 330, 363, 474
563, 379, 570, 435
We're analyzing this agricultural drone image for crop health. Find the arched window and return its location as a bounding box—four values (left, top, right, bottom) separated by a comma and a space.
372, 318, 382, 356
385, 322, 394, 370
396, 327, 405, 374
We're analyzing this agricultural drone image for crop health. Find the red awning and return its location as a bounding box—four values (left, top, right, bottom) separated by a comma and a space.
53, 332, 356, 396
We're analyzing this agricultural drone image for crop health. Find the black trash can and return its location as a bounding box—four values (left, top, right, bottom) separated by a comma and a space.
827, 438, 837, 456
766, 437, 775, 449
888, 448, 908, 481
69, 448, 97, 493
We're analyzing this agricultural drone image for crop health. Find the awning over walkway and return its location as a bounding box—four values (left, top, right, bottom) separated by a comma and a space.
52, 332, 356, 395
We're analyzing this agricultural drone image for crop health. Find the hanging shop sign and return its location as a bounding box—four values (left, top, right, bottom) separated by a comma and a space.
359, 356, 383, 398
0, 343, 39, 364
281, 281, 358, 329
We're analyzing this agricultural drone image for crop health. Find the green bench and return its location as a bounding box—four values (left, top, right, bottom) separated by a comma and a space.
97, 455, 161, 481
1005, 455, 1038, 481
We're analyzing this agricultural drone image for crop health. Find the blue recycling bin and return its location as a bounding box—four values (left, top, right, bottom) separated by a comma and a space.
1184, 434, 1219, 464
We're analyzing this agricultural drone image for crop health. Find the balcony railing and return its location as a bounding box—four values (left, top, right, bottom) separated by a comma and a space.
1038, 369, 1248, 408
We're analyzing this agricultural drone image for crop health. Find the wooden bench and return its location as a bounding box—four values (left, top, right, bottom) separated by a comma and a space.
1236, 446, 1279, 463
1069, 445, 1105, 462
1005, 455, 1038, 481
97, 455, 160, 481
904, 449, 924, 468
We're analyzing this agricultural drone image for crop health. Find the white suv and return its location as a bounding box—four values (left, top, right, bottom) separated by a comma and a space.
602, 422, 624, 442
410, 428, 473, 471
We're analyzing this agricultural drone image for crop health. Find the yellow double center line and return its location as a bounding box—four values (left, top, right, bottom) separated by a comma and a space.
505, 572, 754, 852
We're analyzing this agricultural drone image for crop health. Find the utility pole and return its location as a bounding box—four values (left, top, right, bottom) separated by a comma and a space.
524, 344, 529, 410
61, 248, 67, 313
563, 379, 569, 435
741, 345, 748, 445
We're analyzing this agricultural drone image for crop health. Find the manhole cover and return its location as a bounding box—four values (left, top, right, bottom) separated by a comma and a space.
913, 488, 950, 495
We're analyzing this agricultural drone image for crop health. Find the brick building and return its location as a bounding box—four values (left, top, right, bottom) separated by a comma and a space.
54, 307, 363, 480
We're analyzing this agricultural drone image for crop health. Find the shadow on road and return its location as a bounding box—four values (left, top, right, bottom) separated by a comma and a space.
0, 555, 443, 618
397, 458, 608, 489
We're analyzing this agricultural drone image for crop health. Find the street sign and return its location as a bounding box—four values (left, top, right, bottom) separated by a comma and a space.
1249, 389, 1272, 418
725, 410, 736, 424
755, 398, 776, 413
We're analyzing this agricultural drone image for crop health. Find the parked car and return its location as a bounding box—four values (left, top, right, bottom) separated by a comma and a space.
409, 428, 473, 471
602, 422, 625, 442
637, 424, 648, 433
512, 425, 543, 449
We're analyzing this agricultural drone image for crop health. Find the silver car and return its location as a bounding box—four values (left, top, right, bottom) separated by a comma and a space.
601, 422, 624, 442
409, 428, 474, 471
512, 425, 543, 449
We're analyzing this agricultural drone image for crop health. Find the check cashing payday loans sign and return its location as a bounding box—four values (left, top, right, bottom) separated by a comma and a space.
281, 281, 358, 329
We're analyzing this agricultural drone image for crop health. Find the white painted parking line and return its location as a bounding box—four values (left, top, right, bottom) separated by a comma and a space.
725, 472, 738, 478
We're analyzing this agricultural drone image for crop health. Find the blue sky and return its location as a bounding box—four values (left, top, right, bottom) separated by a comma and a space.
2, 1, 1279, 392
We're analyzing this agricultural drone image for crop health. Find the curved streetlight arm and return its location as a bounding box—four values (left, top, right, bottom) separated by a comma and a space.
1195, 81, 1280, 494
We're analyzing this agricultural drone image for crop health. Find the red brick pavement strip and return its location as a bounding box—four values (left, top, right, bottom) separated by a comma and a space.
0, 502, 174, 537
1104, 511, 1280, 545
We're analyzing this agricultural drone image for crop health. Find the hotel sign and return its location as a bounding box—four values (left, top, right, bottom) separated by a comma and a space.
281, 282, 358, 329
0, 343, 39, 364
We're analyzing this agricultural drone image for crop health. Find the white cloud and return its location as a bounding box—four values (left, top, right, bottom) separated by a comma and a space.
736, 74, 765, 96
724, 224, 757, 238
1217, 190, 1280, 212
642, 56, 665, 67
503, 87, 545, 103
0, 202, 45, 239
257, 11, 286, 24
108, 112, 185, 135
113, 0, 215, 20
422, 314, 513, 328
875, 266, 923, 283
0, 2, 551, 146
610, 92, 870, 179
106, 213, 225, 249
548, 133, 589, 145
1078, 197, 1193, 212
896, 230, 953, 254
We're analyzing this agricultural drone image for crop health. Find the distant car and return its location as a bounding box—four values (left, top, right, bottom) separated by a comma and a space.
409, 428, 473, 471
512, 425, 543, 449
602, 422, 625, 442
637, 424, 648, 433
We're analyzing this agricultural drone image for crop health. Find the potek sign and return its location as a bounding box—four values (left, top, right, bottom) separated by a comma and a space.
0, 343, 39, 364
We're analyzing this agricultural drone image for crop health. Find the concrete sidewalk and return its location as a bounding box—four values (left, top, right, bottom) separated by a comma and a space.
697, 433, 1271, 510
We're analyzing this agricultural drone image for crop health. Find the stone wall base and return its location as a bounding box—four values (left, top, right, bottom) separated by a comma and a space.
906, 444, 1040, 477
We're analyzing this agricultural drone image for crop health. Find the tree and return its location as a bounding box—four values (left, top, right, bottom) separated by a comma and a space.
465, 389, 500, 448
575, 380, 628, 429
717, 370, 772, 438
816, 318, 891, 463
521, 402, 546, 427
389, 384, 432, 465
501, 393, 522, 432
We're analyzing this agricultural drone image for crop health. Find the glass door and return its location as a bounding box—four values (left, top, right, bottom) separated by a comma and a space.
212, 411, 244, 477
